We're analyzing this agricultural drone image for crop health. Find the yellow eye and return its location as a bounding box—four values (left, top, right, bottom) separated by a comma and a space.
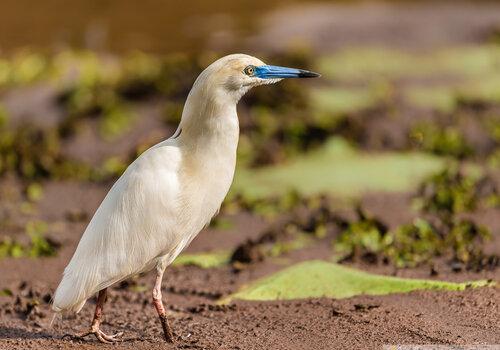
244, 65, 255, 76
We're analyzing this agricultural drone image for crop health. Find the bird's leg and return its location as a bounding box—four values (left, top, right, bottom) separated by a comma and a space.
152, 270, 175, 343
71, 288, 123, 343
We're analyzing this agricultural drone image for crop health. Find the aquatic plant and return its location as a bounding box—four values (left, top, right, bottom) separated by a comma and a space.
0, 221, 58, 258
224, 190, 303, 217
173, 251, 231, 269
415, 165, 499, 215
233, 137, 444, 199
222, 260, 493, 303
333, 207, 388, 264
333, 214, 492, 268
410, 122, 472, 159
0, 124, 61, 179
333, 166, 497, 268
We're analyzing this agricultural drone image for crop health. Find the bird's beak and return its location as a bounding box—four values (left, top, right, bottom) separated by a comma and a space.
255, 65, 321, 79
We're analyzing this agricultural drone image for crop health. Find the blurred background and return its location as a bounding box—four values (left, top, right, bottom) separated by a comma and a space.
2, 0, 500, 54
0, 0, 499, 302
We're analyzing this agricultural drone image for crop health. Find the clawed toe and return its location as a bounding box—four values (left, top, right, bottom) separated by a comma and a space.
95, 330, 123, 343
63, 329, 123, 344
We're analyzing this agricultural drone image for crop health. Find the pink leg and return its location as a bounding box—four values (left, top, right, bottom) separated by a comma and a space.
65, 288, 123, 343
152, 271, 175, 343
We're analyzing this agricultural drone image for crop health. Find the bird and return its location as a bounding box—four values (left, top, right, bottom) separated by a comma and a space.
52, 53, 320, 343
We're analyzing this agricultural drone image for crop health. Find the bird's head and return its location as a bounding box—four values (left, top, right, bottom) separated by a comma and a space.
196, 54, 320, 102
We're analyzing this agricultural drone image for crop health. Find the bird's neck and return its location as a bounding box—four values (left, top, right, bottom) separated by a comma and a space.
176, 84, 240, 158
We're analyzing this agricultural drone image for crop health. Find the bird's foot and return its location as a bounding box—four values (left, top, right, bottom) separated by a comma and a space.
159, 313, 175, 343
63, 326, 123, 344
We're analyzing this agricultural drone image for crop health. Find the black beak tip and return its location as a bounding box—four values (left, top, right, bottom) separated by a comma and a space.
298, 69, 321, 78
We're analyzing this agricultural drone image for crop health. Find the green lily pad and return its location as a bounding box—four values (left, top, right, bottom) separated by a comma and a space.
173, 251, 230, 269
222, 260, 493, 303
232, 138, 444, 199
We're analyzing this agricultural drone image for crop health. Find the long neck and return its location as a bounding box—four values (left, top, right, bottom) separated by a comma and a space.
176, 78, 240, 159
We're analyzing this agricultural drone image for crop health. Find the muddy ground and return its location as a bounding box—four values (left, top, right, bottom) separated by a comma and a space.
0, 181, 498, 349
1, 1, 500, 349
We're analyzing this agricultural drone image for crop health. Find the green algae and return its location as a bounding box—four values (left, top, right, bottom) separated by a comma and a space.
222, 260, 493, 303
173, 251, 231, 269
232, 138, 444, 199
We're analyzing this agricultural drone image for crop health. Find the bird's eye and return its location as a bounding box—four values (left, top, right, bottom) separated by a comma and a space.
244, 65, 255, 76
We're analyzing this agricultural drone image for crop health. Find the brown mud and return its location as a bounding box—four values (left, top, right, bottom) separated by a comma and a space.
0, 178, 499, 349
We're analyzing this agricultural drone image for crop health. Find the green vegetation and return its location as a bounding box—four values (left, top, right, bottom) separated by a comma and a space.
222, 260, 492, 303
0, 105, 7, 127
410, 123, 472, 159
318, 46, 500, 81
0, 221, 58, 258
311, 87, 379, 116
173, 251, 231, 268
0, 46, 498, 270
316, 46, 500, 162
236, 51, 321, 167
458, 74, 500, 104
334, 216, 491, 268
415, 166, 499, 215
0, 46, 497, 185
209, 217, 235, 230
230, 230, 314, 267
0, 51, 49, 87
384, 219, 443, 268
0, 124, 61, 179
176, 232, 320, 270
333, 208, 389, 264
0, 237, 25, 258
233, 138, 444, 199
404, 86, 457, 113
0, 113, 102, 181
224, 190, 303, 218
99, 103, 136, 140
332, 166, 497, 268
0, 105, 137, 182
25, 182, 44, 202
0, 49, 323, 179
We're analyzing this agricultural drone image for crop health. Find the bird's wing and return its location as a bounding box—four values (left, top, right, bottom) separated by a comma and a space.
53, 142, 182, 313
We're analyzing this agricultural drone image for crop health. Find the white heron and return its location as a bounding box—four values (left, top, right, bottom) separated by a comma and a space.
52, 54, 319, 343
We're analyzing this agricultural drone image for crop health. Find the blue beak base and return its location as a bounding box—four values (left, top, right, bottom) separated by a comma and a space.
255, 65, 320, 79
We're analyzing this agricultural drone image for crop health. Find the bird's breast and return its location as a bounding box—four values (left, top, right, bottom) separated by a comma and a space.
175, 135, 237, 237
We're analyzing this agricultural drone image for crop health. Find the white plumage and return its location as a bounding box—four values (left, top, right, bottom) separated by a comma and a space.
52, 53, 319, 343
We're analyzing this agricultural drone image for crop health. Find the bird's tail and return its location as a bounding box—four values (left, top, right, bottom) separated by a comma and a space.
52, 269, 93, 314
52, 261, 124, 314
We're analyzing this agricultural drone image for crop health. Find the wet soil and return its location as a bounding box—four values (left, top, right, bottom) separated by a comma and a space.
0, 176, 499, 349
1, 285, 499, 350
